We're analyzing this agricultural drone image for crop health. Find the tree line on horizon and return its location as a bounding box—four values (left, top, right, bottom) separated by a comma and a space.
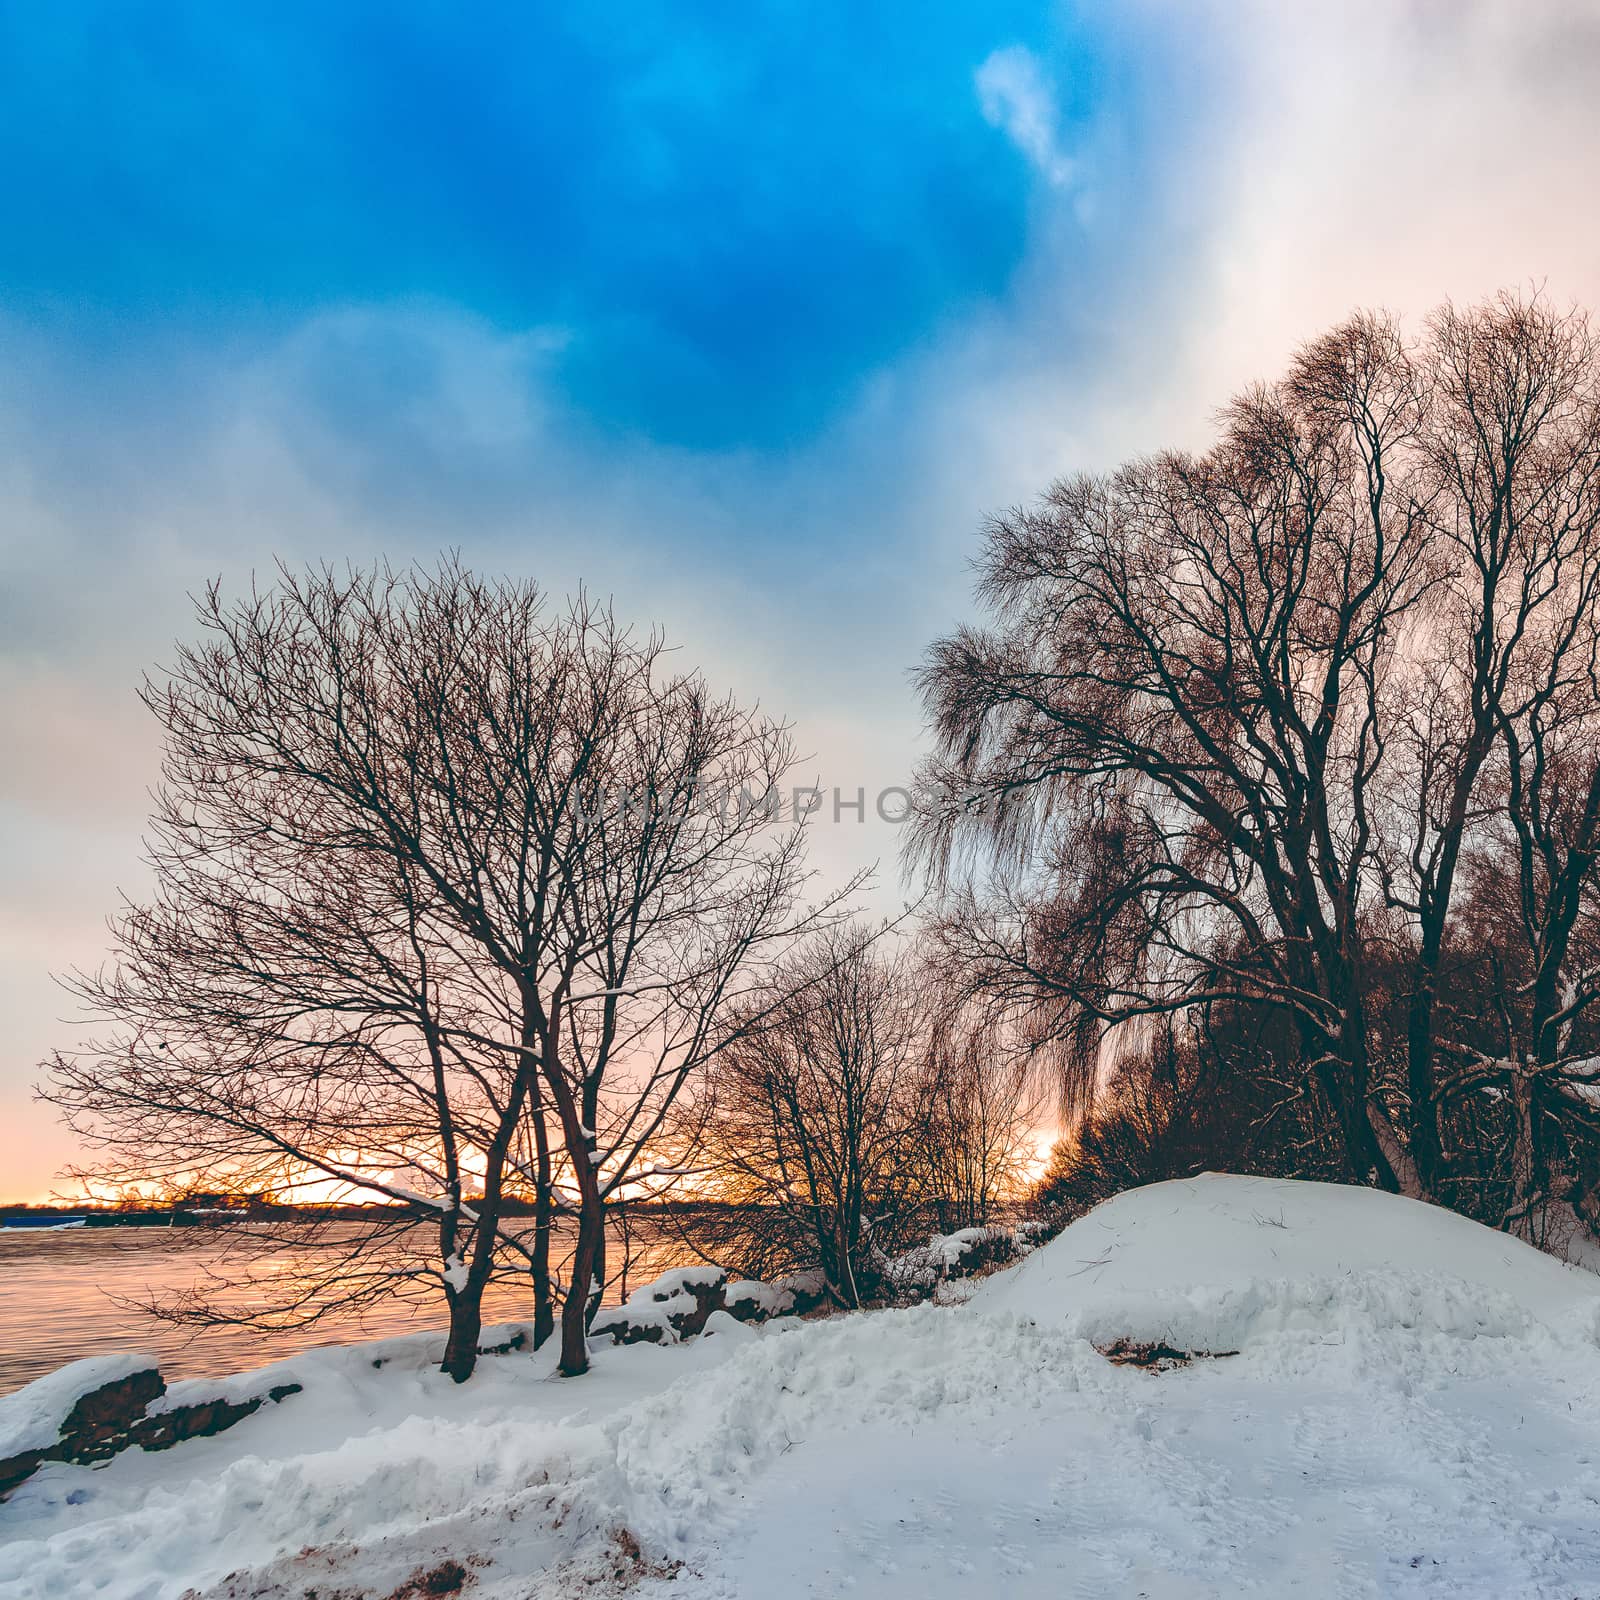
43, 290, 1600, 1379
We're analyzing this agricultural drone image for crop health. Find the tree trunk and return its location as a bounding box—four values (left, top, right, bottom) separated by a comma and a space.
441, 1048, 534, 1383
1366, 1102, 1426, 1200
585, 1216, 607, 1332
1403, 969, 1445, 1195
1507, 1070, 1546, 1245
1304, 990, 1413, 1195
531, 1188, 554, 1350
1312, 1052, 1395, 1191
441, 1286, 483, 1384
558, 1174, 604, 1376
530, 1090, 556, 1350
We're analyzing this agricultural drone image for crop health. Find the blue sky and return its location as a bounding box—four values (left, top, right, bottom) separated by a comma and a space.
5, 1, 1600, 1196
0, 3, 1181, 448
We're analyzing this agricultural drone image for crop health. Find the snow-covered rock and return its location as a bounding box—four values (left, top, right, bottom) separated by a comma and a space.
0, 1354, 160, 1462
0, 1350, 308, 1501
885, 1223, 1023, 1292
773, 1268, 828, 1313
696, 1309, 757, 1344
591, 1265, 811, 1343
723, 1279, 796, 1321
591, 1265, 731, 1344
632, 1266, 728, 1301
589, 1301, 678, 1346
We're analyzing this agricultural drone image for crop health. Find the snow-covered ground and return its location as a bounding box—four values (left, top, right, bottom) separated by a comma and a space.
9, 1175, 1600, 1599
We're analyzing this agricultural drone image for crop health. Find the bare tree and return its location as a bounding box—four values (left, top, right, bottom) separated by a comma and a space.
47, 561, 849, 1379
684, 927, 926, 1306
914, 311, 1436, 1191
47, 605, 545, 1379
909, 1009, 1039, 1233
528, 665, 858, 1373
914, 293, 1600, 1214
1384, 295, 1600, 1194
1448, 532, 1600, 1240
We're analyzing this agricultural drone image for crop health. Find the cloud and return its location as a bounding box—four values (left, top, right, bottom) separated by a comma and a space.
1188, 0, 1600, 379
10, 0, 1600, 1200
975, 46, 1075, 189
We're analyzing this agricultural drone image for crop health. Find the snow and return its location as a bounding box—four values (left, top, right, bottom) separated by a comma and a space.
0, 1353, 158, 1459
10, 1176, 1600, 1598
885, 1223, 1022, 1290
590, 1301, 677, 1341
976, 1173, 1600, 1349
626, 1265, 726, 1303
723, 1278, 795, 1317
695, 1309, 757, 1345
2, 1326, 733, 1597
442, 1252, 469, 1293
383, 1184, 450, 1210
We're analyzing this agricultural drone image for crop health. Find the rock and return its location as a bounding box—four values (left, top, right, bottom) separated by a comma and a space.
54, 1367, 166, 1465
590, 1267, 730, 1345
724, 1280, 796, 1323
0, 1362, 302, 1501
0, 1447, 45, 1500
630, 1267, 728, 1338
588, 1306, 672, 1345
476, 1327, 530, 1357
132, 1383, 304, 1451
774, 1269, 829, 1314
586, 1264, 820, 1348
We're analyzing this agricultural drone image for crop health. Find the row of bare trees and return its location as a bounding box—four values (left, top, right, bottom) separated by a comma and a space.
45, 560, 1036, 1379
915, 292, 1600, 1249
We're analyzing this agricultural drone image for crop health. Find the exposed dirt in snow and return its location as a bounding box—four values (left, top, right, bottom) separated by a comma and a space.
9, 1176, 1600, 1600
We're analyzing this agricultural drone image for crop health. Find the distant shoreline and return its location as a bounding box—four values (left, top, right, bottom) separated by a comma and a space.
1, 1198, 759, 1219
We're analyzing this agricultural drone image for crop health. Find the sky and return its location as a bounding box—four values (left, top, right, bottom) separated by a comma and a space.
3, 1, 1600, 1201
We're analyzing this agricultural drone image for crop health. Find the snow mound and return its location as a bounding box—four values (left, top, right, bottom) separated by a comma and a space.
976, 1174, 1600, 1352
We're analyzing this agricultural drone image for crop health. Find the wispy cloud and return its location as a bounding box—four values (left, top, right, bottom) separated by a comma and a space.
975, 46, 1074, 188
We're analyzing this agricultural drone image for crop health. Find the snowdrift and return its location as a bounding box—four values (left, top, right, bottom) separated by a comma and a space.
10, 1176, 1600, 1600
977, 1172, 1600, 1352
